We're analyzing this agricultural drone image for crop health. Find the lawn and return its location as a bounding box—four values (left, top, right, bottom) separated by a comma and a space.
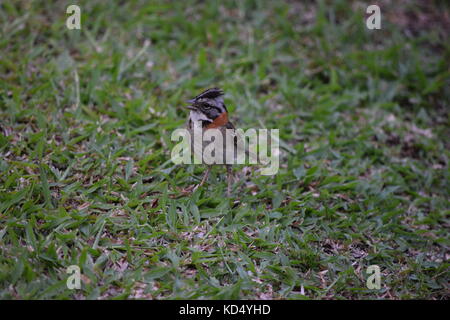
0, 0, 449, 299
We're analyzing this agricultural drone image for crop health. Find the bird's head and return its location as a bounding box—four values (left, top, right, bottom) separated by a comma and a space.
186, 88, 227, 123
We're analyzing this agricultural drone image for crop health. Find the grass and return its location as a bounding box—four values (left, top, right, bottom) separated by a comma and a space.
0, 0, 449, 299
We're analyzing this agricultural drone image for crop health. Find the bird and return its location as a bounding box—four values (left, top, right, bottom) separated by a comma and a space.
185, 88, 237, 197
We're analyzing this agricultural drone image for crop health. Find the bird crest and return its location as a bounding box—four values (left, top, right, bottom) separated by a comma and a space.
188, 88, 224, 103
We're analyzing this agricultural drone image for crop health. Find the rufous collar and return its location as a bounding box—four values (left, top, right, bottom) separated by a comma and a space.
205, 112, 228, 130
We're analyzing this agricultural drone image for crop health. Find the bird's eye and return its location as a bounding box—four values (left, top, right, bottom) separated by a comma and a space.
203, 105, 211, 110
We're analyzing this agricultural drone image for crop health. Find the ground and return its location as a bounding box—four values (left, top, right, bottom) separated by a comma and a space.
0, 0, 449, 299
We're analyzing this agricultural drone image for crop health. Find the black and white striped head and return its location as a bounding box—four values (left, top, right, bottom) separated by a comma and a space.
186, 88, 227, 123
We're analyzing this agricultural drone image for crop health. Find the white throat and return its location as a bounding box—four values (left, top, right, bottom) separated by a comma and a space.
190, 110, 212, 123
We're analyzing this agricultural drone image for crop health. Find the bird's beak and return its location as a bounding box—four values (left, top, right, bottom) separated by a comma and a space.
186, 105, 196, 111
186, 99, 195, 103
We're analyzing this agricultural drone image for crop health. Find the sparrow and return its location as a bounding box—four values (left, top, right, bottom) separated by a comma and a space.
185, 88, 236, 196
